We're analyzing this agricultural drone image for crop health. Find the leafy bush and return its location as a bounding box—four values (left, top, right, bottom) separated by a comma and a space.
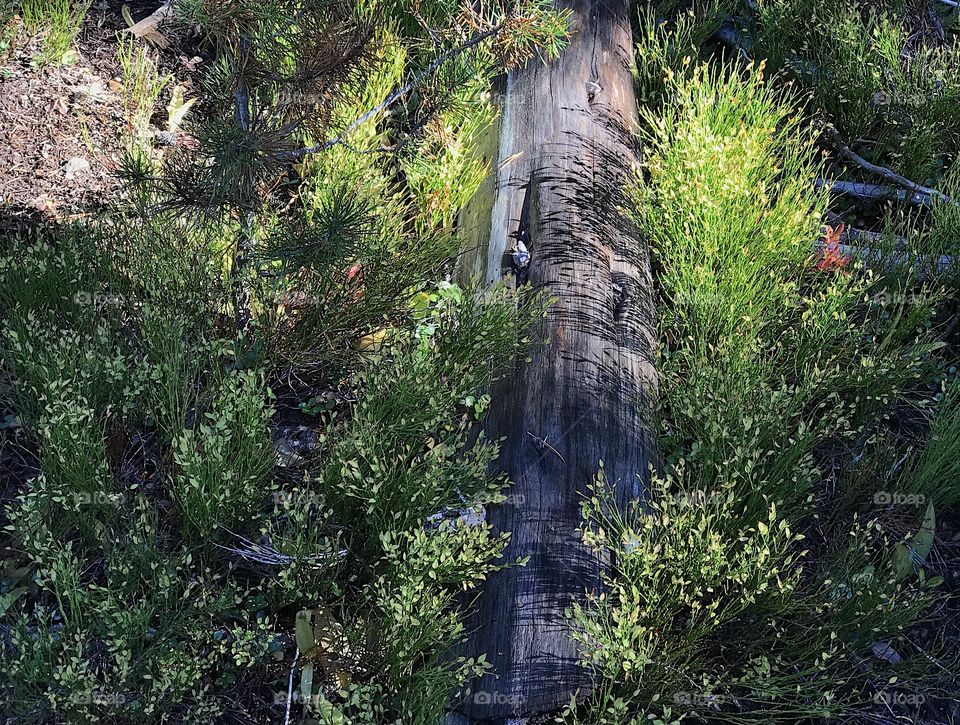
170, 369, 274, 543
633, 1, 733, 104
0, 160, 543, 725
0, 219, 541, 723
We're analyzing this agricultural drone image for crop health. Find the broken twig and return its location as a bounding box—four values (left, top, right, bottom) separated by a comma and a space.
526, 431, 565, 462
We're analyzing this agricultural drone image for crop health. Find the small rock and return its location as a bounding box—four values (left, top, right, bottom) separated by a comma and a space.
273, 438, 303, 468
871, 641, 902, 664
153, 130, 177, 146
425, 504, 486, 531
271, 425, 319, 468
72, 82, 109, 103
64, 157, 90, 179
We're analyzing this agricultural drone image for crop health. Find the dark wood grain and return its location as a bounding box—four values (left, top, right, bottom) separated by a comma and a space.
454, 0, 658, 719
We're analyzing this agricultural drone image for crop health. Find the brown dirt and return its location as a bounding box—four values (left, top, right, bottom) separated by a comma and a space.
1, 15, 122, 216
0, 3, 199, 221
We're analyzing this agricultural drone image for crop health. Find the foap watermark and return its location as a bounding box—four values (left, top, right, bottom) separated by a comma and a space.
273, 691, 332, 707
874, 491, 926, 506
501, 493, 526, 505
473, 690, 525, 707
74, 491, 126, 507
673, 691, 726, 707
69, 689, 126, 706
869, 290, 932, 306
69, 291, 124, 307
670, 490, 727, 507
271, 491, 324, 508
871, 90, 946, 109
873, 689, 926, 706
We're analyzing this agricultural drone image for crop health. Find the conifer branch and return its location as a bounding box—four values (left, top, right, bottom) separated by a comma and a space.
234, 38, 257, 333
278, 23, 505, 161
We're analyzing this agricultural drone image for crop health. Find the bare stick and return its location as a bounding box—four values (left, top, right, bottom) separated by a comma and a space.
283, 651, 297, 725
526, 431, 565, 462
816, 179, 938, 206
825, 128, 952, 203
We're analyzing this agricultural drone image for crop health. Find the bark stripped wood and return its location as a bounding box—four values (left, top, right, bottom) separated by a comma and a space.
121, 0, 174, 48
818, 238, 957, 279
453, 0, 658, 720
815, 178, 943, 206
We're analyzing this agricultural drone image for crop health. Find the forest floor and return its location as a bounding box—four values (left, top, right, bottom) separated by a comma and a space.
0, 2, 194, 222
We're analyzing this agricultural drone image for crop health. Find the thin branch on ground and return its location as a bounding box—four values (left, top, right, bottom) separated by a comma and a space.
826, 127, 954, 204
815, 237, 956, 280
815, 178, 940, 206
283, 652, 297, 725
216, 528, 347, 567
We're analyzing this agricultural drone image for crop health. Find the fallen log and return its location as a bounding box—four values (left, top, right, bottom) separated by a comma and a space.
452, 0, 658, 719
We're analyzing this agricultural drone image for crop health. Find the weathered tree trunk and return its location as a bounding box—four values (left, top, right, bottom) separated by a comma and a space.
453, 0, 658, 719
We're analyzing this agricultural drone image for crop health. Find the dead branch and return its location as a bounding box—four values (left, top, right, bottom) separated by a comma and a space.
816, 178, 940, 206
816, 236, 956, 280
826, 128, 953, 204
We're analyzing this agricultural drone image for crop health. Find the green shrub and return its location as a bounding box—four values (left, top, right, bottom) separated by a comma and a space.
567, 62, 948, 723
0, 232, 542, 724
0, 0, 570, 719
20, 0, 89, 65
633, 1, 733, 104
893, 376, 960, 507
170, 369, 274, 543
2, 503, 264, 723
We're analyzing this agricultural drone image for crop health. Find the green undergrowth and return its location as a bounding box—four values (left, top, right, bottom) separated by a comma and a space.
752, 0, 960, 184
18, 0, 88, 66
0, 1, 563, 718
634, 1, 960, 280
0, 216, 540, 722
567, 61, 959, 724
